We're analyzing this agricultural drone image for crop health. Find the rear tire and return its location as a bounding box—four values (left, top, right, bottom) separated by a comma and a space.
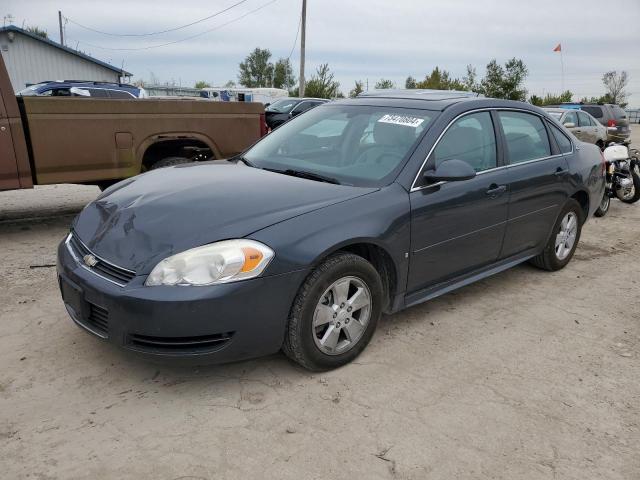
530, 199, 583, 271
149, 156, 192, 170
594, 192, 610, 217
282, 253, 383, 371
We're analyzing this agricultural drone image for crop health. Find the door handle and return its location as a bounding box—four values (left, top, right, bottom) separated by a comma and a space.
486, 184, 507, 197
555, 168, 569, 176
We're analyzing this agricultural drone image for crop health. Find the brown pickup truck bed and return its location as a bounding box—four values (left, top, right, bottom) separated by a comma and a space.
0, 54, 264, 191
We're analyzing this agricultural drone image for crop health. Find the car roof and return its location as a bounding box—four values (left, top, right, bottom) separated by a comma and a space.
33, 81, 138, 90
334, 91, 539, 113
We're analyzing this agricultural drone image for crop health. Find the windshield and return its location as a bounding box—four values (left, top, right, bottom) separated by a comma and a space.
266, 98, 299, 113
16, 84, 44, 96
244, 104, 436, 187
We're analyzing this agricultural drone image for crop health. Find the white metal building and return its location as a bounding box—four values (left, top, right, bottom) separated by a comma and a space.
0, 25, 131, 91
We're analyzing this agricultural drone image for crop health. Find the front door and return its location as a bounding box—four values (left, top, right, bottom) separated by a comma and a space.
408, 111, 509, 293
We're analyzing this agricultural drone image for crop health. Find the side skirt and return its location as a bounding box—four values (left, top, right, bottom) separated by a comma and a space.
401, 248, 539, 310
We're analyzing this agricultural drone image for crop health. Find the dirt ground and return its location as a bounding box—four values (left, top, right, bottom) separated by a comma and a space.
1, 127, 639, 479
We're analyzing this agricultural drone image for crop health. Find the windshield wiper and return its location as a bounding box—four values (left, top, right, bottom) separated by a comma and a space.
265, 168, 341, 185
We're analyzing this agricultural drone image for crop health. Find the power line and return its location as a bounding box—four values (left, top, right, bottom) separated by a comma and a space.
64, 0, 249, 37
69, 0, 279, 51
286, 13, 302, 62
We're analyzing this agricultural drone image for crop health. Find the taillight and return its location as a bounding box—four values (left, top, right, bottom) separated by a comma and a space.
607, 119, 616, 128
259, 113, 268, 137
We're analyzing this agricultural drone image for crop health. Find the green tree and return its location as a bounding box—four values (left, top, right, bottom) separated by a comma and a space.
303, 64, 341, 99
224, 80, 236, 88
529, 90, 573, 106
375, 78, 395, 89
405, 76, 417, 89
479, 58, 528, 100
602, 70, 629, 105
26, 25, 48, 38
415, 67, 467, 91
238, 48, 274, 87
194, 80, 211, 89
349, 80, 364, 98
273, 58, 296, 89
462, 65, 478, 92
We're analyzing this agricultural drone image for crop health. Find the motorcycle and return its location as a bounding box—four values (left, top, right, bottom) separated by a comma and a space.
595, 143, 640, 217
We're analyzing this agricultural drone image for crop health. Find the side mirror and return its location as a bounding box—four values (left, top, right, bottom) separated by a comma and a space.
423, 159, 476, 183
69, 87, 91, 97
563, 122, 575, 128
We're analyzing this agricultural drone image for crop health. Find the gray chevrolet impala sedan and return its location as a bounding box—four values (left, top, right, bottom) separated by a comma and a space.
57, 90, 605, 370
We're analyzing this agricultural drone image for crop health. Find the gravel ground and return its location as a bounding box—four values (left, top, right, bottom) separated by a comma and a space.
0, 127, 638, 479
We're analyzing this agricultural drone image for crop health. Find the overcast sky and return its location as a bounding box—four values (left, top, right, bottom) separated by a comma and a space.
4, 0, 640, 105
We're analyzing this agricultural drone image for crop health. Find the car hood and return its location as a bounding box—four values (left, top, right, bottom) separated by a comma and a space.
73, 161, 377, 274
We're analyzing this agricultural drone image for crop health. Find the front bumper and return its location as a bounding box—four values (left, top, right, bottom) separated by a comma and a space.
56, 239, 306, 364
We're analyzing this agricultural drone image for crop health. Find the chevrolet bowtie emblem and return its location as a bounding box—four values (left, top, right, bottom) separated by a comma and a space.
83, 254, 98, 267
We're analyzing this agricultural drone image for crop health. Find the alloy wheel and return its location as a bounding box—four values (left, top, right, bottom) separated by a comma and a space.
555, 212, 578, 260
312, 276, 372, 355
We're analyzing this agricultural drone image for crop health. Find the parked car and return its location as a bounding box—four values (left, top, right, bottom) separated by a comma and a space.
199, 87, 288, 105
265, 97, 329, 129
57, 91, 605, 371
0, 54, 266, 192
17, 80, 146, 99
544, 108, 607, 148
549, 103, 631, 144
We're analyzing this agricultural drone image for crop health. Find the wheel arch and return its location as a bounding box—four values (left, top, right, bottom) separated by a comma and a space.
309, 239, 400, 313
570, 189, 590, 221
136, 133, 222, 171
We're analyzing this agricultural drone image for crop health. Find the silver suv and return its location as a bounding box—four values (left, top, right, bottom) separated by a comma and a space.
579, 104, 630, 144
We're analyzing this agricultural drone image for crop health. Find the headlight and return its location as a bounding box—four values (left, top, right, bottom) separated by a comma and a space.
145, 240, 274, 286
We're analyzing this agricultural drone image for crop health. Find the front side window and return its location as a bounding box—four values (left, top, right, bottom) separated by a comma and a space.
577, 111, 592, 127
498, 111, 551, 164
563, 110, 578, 126
244, 105, 435, 187
432, 111, 497, 172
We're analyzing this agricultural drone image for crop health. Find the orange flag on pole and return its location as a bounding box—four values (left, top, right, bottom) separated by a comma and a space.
553, 43, 562, 52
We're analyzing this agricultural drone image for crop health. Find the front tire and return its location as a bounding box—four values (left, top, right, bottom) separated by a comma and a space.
530, 199, 583, 271
282, 253, 383, 371
149, 156, 192, 170
616, 164, 640, 204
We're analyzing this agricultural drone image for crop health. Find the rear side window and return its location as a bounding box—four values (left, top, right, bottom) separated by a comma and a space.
88, 89, 109, 98
108, 90, 134, 99
433, 111, 497, 172
498, 111, 551, 164
582, 106, 603, 118
548, 122, 573, 154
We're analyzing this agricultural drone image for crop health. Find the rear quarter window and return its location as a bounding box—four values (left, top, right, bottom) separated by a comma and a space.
548, 122, 573, 154
582, 106, 603, 118
612, 106, 627, 119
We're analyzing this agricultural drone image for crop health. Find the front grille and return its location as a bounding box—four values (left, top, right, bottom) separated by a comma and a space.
128, 332, 235, 354
87, 302, 109, 337
67, 233, 136, 286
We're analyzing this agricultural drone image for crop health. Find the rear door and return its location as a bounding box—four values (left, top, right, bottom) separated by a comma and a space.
408, 111, 510, 292
497, 110, 570, 258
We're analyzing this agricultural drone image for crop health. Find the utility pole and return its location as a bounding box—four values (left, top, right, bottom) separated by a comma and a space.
58, 11, 64, 46
299, 0, 306, 97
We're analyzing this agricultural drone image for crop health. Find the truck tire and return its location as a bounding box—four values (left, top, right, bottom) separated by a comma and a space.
149, 157, 192, 170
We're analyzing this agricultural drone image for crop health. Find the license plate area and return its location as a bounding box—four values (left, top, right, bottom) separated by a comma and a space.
59, 275, 85, 321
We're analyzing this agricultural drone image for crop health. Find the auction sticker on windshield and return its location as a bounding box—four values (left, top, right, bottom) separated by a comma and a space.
378, 114, 424, 128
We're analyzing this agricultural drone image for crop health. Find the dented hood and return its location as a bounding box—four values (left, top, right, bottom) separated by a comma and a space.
72, 161, 376, 273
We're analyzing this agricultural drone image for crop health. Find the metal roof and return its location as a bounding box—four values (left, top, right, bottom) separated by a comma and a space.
358, 89, 483, 101
0, 25, 132, 76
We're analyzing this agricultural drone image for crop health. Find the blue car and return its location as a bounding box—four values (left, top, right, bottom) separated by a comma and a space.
57, 91, 605, 371
17, 80, 145, 99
